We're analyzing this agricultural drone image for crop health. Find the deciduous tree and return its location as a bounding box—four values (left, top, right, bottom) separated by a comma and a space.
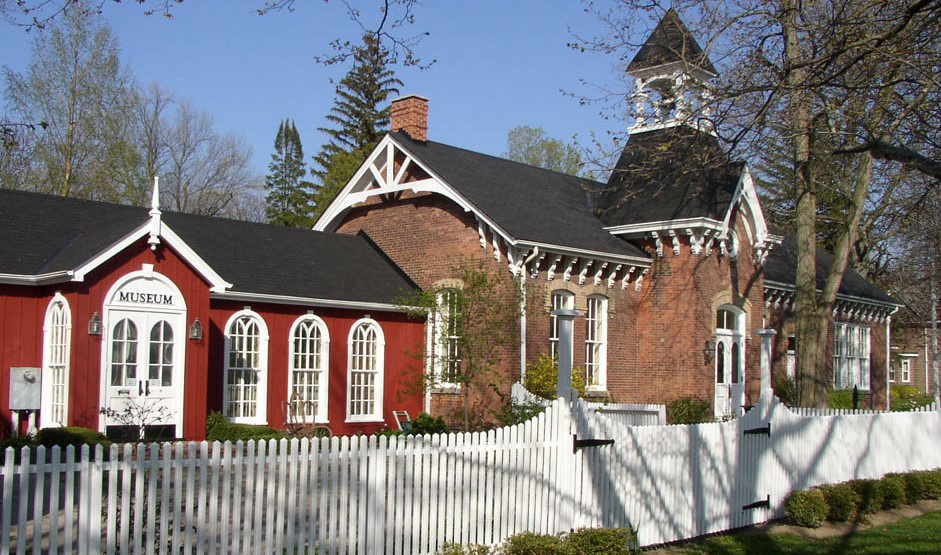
504, 125, 585, 177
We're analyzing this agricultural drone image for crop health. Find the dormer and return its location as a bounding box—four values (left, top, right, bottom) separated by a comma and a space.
627, 9, 717, 134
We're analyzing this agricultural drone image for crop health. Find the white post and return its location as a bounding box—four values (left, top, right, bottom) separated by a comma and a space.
756, 329, 777, 401
552, 308, 582, 401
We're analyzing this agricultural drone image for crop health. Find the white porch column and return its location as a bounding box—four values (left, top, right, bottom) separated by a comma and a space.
756, 328, 777, 401
552, 308, 582, 402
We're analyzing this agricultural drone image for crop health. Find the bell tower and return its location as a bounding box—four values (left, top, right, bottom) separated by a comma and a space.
627, 9, 717, 134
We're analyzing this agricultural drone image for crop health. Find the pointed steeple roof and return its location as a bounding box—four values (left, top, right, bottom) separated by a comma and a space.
627, 9, 717, 76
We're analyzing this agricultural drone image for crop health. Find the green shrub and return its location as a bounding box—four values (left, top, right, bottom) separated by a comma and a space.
819, 483, 859, 522
499, 532, 574, 555
0, 435, 36, 464
38, 427, 110, 449
565, 527, 638, 554
403, 412, 449, 435
437, 543, 491, 555
850, 479, 884, 514
903, 471, 926, 504
881, 474, 906, 509
890, 385, 934, 412
772, 374, 798, 406
828, 390, 856, 409
785, 489, 828, 527
495, 400, 546, 427
921, 469, 941, 499
666, 398, 712, 424
524, 353, 586, 400
205, 411, 286, 442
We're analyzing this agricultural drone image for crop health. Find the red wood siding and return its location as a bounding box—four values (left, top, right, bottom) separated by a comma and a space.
208, 300, 424, 436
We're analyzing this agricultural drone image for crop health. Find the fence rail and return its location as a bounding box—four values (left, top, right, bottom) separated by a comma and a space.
2, 397, 941, 553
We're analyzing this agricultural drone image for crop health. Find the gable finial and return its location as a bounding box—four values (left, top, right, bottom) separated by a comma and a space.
148, 175, 162, 251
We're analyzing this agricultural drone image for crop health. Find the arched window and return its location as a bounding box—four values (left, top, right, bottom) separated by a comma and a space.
289, 315, 329, 423
111, 318, 138, 387
549, 290, 575, 359
585, 295, 608, 391
433, 289, 462, 388
41, 293, 71, 428
347, 318, 384, 422
224, 310, 269, 424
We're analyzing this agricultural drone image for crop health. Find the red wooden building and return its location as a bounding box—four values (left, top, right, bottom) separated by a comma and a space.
0, 187, 424, 439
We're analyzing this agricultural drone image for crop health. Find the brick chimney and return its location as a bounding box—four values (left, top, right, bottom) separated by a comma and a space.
390, 94, 428, 141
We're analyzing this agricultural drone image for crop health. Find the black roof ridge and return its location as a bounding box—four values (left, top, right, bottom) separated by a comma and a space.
390, 131, 603, 187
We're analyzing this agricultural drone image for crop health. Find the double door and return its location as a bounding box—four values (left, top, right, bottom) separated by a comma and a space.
714, 332, 744, 418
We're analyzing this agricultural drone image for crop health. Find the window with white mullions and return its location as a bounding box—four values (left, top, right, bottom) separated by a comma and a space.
224, 311, 269, 423
585, 295, 608, 390
149, 321, 173, 387
833, 323, 870, 390
289, 315, 329, 423
41, 294, 72, 428
433, 289, 462, 387
347, 319, 384, 422
111, 318, 138, 387
549, 290, 574, 360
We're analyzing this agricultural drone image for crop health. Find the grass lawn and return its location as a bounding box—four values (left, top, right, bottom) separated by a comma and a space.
670, 510, 941, 554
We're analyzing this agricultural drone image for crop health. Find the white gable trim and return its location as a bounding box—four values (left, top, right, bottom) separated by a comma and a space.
313, 134, 516, 247
68, 221, 231, 292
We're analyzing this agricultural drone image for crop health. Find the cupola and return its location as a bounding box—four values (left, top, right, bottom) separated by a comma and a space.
627, 9, 717, 134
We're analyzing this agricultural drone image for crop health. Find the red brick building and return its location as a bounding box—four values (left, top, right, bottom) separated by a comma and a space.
314, 11, 900, 420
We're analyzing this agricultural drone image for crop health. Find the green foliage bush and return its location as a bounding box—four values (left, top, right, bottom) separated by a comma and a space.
38, 427, 111, 449
785, 489, 828, 527
828, 390, 856, 409
0, 435, 36, 464
498, 532, 574, 555
881, 474, 906, 509
903, 471, 926, 504
403, 412, 449, 435
564, 527, 638, 554
850, 479, 884, 514
772, 374, 798, 406
921, 469, 941, 499
666, 398, 713, 424
819, 483, 860, 522
524, 353, 586, 400
205, 411, 286, 442
890, 385, 934, 412
495, 400, 546, 427
437, 543, 491, 555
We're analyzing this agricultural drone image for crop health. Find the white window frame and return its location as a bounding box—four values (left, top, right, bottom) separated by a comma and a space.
40, 293, 72, 428
346, 318, 385, 423
900, 356, 914, 383
288, 315, 330, 423
433, 289, 462, 389
549, 290, 575, 360
833, 322, 870, 391
585, 295, 608, 392
223, 309, 269, 425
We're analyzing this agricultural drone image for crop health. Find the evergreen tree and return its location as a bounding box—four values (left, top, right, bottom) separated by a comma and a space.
265, 119, 314, 226
311, 33, 402, 212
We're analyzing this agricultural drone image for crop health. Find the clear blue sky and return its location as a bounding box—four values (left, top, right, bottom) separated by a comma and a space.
1, 1, 637, 178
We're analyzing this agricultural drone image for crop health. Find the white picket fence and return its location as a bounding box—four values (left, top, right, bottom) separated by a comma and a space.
3, 397, 941, 553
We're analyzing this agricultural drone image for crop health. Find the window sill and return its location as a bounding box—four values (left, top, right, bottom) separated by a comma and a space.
431, 385, 461, 395
345, 417, 384, 424
584, 387, 609, 398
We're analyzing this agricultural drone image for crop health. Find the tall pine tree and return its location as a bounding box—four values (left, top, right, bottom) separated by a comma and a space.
311, 33, 402, 219
265, 119, 314, 227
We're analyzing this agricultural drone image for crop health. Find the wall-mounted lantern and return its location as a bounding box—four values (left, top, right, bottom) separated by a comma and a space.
189, 318, 203, 341
88, 311, 102, 336
703, 339, 715, 364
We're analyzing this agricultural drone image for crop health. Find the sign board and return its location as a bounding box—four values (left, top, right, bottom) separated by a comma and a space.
9, 367, 41, 410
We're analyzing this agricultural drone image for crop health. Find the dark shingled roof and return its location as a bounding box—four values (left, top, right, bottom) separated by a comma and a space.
627, 9, 717, 75
592, 126, 743, 227
0, 189, 418, 305
390, 131, 648, 260
764, 235, 896, 305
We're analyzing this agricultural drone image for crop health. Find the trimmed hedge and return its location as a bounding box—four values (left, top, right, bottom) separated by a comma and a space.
903, 472, 926, 504
881, 474, 907, 509
851, 479, 884, 514
819, 483, 860, 522
565, 527, 638, 554
205, 411, 287, 442
785, 489, 828, 527
921, 469, 941, 499
500, 532, 573, 555
665, 398, 713, 424
436, 528, 640, 554
38, 426, 111, 449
